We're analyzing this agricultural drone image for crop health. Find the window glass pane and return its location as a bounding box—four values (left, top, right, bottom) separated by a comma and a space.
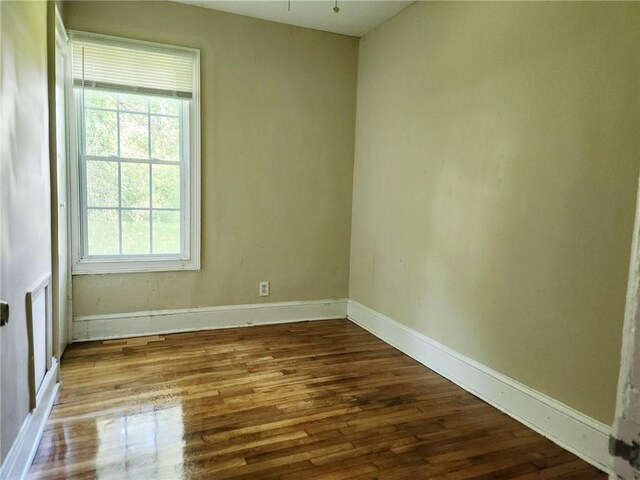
153, 211, 180, 254
87, 209, 119, 255
85, 109, 117, 156
120, 113, 149, 159
121, 163, 150, 208
151, 116, 179, 161
78, 80, 193, 265
85, 89, 117, 109
150, 97, 179, 116
86, 160, 119, 207
122, 210, 150, 254
119, 93, 149, 113
152, 164, 181, 208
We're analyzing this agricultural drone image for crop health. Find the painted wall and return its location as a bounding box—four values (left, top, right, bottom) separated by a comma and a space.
350, 1, 640, 424
0, 0, 51, 461
64, 1, 358, 316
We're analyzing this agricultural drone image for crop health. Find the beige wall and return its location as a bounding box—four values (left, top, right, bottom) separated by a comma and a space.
64, 1, 358, 317
350, 1, 640, 424
0, 0, 51, 461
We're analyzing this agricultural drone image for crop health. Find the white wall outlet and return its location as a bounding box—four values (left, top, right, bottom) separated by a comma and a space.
259, 281, 270, 297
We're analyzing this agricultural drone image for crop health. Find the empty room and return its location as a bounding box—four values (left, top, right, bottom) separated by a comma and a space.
1, 0, 640, 478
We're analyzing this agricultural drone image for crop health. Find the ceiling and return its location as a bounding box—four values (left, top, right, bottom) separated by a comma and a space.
172, 1, 413, 37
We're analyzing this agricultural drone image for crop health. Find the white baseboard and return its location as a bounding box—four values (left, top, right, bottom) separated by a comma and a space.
347, 299, 611, 473
73, 298, 348, 341
0, 359, 59, 480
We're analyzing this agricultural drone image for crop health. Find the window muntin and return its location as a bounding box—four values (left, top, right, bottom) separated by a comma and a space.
79, 89, 187, 258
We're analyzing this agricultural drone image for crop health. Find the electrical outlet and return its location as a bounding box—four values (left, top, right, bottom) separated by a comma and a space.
259, 281, 270, 297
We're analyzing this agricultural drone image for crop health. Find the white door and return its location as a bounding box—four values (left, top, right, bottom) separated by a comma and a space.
54, 13, 71, 355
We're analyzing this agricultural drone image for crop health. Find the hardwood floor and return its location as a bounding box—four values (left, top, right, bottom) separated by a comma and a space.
29, 319, 605, 479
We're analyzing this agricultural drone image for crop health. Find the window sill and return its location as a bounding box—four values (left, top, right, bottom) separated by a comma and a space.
72, 257, 200, 275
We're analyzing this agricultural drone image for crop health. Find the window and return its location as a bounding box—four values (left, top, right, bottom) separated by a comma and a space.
69, 32, 200, 274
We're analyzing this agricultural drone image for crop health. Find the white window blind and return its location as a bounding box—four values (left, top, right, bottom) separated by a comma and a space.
71, 34, 196, 98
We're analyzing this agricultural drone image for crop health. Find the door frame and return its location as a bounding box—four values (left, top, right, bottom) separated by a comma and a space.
612, 179, 640, 478
50, 4, 72, 363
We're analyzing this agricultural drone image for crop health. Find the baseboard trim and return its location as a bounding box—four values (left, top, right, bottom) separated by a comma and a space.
347, 299, 611, 473
73, 298, 348, 341
0, 359, 59, 480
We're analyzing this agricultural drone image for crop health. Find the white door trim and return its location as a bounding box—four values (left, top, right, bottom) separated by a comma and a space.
611, 175, 640, 479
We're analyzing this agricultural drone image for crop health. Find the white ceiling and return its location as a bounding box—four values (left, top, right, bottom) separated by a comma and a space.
172, 1, 413, 37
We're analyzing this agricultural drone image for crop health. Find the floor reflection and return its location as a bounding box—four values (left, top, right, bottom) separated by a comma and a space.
96, 405, 184, 479
28, 322, 607, 479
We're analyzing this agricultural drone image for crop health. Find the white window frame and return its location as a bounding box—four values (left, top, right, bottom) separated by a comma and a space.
68, 31, 200, 274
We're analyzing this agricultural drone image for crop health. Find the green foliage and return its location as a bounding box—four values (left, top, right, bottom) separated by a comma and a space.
122, 163, 150, 208
153, 211, 181, 253
83, 89, 184, 256
150, 96, 179, 116
120, 112, 149, 159
151, 116, 179, 161
85, 89, 117, 109
84, 89, 182, 161
152, 165, 180, 208
86, 161, 118, 207
85, 109, 117, 156
86, 208, 182, 255
120, 93, 149, 113
122, 210, 151, 254
87, 209, 119, 255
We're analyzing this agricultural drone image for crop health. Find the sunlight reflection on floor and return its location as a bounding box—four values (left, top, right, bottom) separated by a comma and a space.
96, 405, 184, 479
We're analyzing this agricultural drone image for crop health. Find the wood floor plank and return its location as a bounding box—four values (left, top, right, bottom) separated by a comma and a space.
28, 319, 605, 479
